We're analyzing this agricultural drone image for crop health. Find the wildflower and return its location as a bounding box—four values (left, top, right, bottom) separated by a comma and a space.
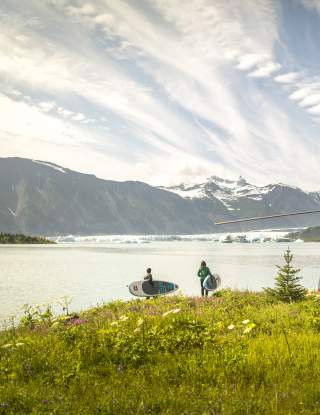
227, 324, 235, 330
73, 318, 86, 325
162, 308, 181, 317
1, 343, 13, 349
67, 318, 86, 326
111, 321, 118, 326
15, 342, 24, 347
119, 315, 129, 321
243, 322, 256, 334
242, 319, 250, 325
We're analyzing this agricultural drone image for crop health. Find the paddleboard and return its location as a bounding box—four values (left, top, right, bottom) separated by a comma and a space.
128, 280, 179, 297
203, 274, 221, 291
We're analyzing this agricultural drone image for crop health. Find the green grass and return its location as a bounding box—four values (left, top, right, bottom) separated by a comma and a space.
1, 291, 320, 414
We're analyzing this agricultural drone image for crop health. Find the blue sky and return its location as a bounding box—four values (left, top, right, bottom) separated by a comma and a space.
1, 0, 320, 189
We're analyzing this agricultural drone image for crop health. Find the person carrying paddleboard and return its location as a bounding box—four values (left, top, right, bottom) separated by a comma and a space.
197, 260, 213, 297
144, 267, 153, 299
144, 267, 153, 283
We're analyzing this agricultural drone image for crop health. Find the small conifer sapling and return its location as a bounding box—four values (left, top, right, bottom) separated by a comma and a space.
265, 248, 307, 302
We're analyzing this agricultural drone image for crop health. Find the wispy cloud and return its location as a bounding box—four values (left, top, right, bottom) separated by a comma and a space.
299, 93, 320, 107
301, 0, 320, 13
248, 61, 281, 78
0, 0, 320, 189
274, 72, 300, 83
306, 104, 320, 115
236, 54, 270, 71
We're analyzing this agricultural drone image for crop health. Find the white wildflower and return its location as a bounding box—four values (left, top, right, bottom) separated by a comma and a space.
162, 308, 181, 317
242, 319, 250, 325
119, 315, 129, 321
227, 324, 235, 330
243, 323, 256, 334
1, 343, 13, 349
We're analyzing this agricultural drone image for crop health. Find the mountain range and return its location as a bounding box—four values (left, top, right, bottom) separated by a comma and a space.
1, 157, 320, 235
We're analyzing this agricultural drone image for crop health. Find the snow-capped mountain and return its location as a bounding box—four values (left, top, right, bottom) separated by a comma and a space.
1, 157, 320, 235
161, 176, 277, 210
160, 176, 320, 229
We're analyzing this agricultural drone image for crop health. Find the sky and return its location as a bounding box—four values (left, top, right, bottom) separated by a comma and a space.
1, 0, 320, 189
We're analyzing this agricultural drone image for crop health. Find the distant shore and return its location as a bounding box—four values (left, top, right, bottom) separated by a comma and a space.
0, 233, 55, 244
288, 226, 320, 242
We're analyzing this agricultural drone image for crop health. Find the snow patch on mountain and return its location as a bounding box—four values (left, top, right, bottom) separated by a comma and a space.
161, 184, 204, 200
32, 160, 67, 174
161, 176, 277, 206
309, 192, 320, 204
8, 207, 16, 217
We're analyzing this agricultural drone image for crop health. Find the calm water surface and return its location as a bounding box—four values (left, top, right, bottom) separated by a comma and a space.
1, 241, 320, 324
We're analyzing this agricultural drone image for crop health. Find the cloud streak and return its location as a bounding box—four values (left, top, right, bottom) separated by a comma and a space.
0, 0, 320, 189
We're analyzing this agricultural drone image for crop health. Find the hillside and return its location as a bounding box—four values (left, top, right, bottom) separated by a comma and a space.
289, 226, 320, 242
1, 157, 320, 235
0, 158, 228, 235
1, 292, 319, 414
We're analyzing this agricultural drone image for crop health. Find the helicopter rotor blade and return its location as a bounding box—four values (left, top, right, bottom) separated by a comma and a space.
215, 209, 320, 225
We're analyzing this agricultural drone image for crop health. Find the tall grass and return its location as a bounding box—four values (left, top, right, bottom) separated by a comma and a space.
0, 291, 319, 414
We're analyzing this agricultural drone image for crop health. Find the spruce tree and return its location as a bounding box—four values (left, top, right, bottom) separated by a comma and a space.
265, 248, 307, 302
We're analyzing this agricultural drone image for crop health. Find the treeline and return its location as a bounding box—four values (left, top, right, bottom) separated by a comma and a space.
0, 233, 55, 244
289, 226, 320, 242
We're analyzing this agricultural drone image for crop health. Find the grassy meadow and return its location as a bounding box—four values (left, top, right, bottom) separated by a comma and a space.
1, 291, 320, 414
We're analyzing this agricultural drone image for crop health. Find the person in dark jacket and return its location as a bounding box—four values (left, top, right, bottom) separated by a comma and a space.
197, 260, 213, 297
144, 267, 153, 299
144, 267, 153, 283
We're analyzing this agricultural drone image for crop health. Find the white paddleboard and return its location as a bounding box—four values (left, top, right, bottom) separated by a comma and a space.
203, 274, 221, 291
128, 280, 179, 297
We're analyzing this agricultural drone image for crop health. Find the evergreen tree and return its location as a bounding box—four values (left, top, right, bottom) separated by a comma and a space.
265, 248, 307, 302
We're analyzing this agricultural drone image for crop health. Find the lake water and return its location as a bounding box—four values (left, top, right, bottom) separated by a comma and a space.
1, 241, 320, 325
